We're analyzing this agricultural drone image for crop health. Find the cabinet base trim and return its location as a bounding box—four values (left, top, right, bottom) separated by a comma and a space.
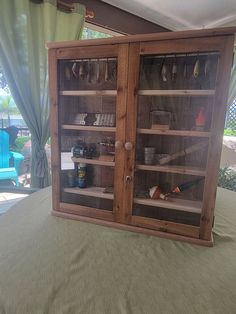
52, 209, 213, 247
59, 203, 115, 221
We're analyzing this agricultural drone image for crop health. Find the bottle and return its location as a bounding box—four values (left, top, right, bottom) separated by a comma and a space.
195, 106, 206, 131
67, 170, 76, 187
77, 163, 87, 188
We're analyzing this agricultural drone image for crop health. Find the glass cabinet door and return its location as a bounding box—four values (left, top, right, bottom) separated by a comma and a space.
130, 44, 219, 236
57, 45, 126, 219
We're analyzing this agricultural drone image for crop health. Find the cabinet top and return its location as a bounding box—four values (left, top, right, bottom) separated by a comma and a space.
46, 26, 236, 50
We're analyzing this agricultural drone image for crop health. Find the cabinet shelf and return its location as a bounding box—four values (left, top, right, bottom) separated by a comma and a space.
136, 164, 206, 176
64, 187, 114, 200
62, 124, 116, 132
60, 90, 117, 96
138, 89, 215, 96
133, 197, 202, 214
71, 157, 115, 167
137, 128, 211, 137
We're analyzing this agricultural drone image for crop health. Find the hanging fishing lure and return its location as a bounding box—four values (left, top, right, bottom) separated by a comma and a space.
193, 59, 200, 78
161, 61, 168, 82
167, 178, 204, 197
171, 61, 177, 80
204, 59, 210, 77
72, 62, 78, 78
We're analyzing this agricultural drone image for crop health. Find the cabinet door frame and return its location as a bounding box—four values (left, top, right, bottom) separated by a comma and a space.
124, 36, 234, 240
49, 43, 129, 222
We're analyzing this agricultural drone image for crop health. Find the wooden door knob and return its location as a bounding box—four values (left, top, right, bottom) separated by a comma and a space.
124, 142, 133, 151
115, 140, 123, 150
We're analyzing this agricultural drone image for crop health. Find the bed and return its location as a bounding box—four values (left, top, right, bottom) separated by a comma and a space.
0, 187, 235, 313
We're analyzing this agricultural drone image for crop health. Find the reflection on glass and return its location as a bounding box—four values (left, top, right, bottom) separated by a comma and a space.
58, 57, 117, 211
132, 52, 219, 226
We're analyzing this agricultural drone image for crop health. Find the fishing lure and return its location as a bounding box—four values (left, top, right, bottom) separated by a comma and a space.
79, 61, 85, 80
204, 59, 210, 77
171, 62, 177, 80
72, 62, 78, 78
193, 59, 200, 78
183, 62, 187, 79
105, 59, 109, 81
65, 66, 71, 80
161, 61, 167, 82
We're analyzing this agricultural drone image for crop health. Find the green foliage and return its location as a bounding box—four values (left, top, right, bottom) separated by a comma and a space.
218, 166, 236, 192
82, 27, 111, 40
224, 128, 236, 136
14, 136, 31, 153
0, 66, 9, 92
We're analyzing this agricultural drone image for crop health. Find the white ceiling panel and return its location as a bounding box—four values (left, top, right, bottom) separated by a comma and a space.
102, 0, 236, 30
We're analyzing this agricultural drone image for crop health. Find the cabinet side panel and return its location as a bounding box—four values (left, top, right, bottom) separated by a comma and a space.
48, 49, 60, 211
200, 35, 235, 240
113, 44, 129, 223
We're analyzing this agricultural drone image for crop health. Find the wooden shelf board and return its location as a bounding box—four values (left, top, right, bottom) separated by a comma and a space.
136, 164, 206, 176
60, 90, 117, 96
71, 157, 115, 167
62, 124, 116, 132
63, 187, 114, 200
137, 128, 211, 137
138, 89, 215, 96
133, 197, 202, 214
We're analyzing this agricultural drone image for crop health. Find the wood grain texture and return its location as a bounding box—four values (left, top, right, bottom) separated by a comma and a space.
136, 164, 206, 176
137, 129, 211, 137
63, 187, 114, 200
52, 210, 213, 246
46, 26, 236, 50
60, 90, 117, 96
59, 203, 114, 221
133, 197, 202, 214
71, 157, 115, 167
62, 125, 116, 132
113, 44, 129, 223
122, 43, 141, 224
48, 49, 60, 211
131, 216, 200, 238
138, 89, 215, 96
56, 45, 118, 59
139, 37, 223, 55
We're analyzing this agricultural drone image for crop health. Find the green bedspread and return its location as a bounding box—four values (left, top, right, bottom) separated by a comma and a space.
0, 187, 235, 314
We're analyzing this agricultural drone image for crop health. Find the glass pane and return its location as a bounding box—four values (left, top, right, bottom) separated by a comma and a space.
132, 51, 219, 226
59, 58, 117, 91
58, 57, 117, 211
139, 52, 219, 90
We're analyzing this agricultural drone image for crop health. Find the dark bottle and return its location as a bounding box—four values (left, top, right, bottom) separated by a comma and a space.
77, 163, 87, 188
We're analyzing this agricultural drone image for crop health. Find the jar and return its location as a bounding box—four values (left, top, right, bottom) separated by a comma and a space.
150, 110, 171, 130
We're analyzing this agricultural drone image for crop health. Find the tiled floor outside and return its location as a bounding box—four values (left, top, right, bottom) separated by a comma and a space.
0, 193, 28, 214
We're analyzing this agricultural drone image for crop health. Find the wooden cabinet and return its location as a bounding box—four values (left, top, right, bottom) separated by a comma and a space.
47, 27, 236, 246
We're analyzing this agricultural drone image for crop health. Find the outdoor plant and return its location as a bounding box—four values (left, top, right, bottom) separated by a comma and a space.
224, 128, 236, 136
218, 166, 236, 192
14, 136, 31, 153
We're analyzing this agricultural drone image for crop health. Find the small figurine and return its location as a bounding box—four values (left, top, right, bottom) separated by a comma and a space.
149, 186, 167, 200
195, 106, 206, 131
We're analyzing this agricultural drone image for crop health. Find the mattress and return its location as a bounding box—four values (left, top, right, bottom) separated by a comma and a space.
0, 186, 235, 313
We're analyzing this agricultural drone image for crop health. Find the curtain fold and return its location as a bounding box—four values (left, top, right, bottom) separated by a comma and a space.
228, 48, 236, 107
0, 0, 85, 188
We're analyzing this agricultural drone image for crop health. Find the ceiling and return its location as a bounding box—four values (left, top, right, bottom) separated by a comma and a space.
102, 0, 236, 31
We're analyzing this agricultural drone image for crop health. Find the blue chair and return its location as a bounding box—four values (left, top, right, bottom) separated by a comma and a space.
0, 130, 24, 186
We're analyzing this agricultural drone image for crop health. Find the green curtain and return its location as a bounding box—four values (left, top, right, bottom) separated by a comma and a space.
0, 0, 85, 188
228, 48, 236, 106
